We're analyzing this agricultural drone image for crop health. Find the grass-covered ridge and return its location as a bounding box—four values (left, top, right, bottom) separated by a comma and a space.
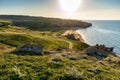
0, 15, 92, 31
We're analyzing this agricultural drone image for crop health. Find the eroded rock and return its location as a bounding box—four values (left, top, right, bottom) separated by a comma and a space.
15, 43, 43, 55
84, 44, 116, 58
62, 30, 84, 42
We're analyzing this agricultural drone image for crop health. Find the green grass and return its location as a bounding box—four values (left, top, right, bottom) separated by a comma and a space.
72, 40, 89, 51
0, 33, 69, 51
0, 52, 120, 80
0, 25, 119, 80
0, 26, 88, 51
0, 20, 12, 27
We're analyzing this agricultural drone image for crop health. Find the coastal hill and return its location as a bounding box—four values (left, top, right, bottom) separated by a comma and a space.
0, 15, 92, 31
0, 18, 120, 80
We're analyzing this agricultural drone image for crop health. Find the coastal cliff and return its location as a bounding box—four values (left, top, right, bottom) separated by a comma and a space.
62, 30, 84, 42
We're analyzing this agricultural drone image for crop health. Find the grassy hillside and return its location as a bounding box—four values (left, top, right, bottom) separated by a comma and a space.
0, 20, 120, 80
0, 26, 89, 51
0, 50, 120, 80
0, 15, 92, 31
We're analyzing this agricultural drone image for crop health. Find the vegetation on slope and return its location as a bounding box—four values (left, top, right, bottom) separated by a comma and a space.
0, 52, 120, 80
0, 20, 12, 27
0, 19, 119, 80
0, 29, 67, 51
0, 26, 88, 51
0, 15, 92, 31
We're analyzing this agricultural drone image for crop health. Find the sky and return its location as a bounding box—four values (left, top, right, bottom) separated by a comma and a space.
0, 0, 120, 20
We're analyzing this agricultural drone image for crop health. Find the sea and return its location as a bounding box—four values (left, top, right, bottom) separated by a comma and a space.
77, 20, 120, 55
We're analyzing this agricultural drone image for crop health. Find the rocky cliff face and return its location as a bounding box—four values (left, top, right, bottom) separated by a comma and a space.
62, 30, 84, 42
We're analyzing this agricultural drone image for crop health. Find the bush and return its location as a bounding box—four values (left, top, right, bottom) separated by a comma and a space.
10, 66, 25, 80
0, 23, 3, 27
52, 54, 63, 62
47, 54, 64, 68
62, 66, 84, 80
69, 54, 79, 60
0, 20, 12, 27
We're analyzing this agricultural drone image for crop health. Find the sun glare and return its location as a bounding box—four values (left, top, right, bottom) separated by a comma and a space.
59, 0, 82, 13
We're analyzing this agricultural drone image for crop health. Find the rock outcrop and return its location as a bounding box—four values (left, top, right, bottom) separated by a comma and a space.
15, 43, 43, 55
62, 30, 84, 42
84, 44, 116, 58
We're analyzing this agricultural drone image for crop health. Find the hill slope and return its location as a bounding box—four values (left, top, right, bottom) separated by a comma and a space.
0, 26, 88, 51
0, 19, 120, 80
0, 15, 92, 31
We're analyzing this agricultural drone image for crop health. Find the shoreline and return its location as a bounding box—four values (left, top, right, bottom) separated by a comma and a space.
75, 29, 120, 57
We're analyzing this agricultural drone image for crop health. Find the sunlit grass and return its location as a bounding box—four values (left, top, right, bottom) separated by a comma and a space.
0, 51, 120, 80
0, 25, 119, 80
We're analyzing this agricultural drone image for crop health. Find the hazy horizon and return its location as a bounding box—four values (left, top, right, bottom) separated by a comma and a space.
1, 14, 120, 21
0, 0, 120, 20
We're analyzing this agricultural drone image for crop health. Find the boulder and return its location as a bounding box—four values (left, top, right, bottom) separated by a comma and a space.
84, 44, 116, 58
15, 43, 43, 55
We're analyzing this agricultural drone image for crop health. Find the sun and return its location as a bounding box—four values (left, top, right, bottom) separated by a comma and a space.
59, 0, 82, 13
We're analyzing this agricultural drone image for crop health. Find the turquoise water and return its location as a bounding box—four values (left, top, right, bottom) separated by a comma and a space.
77, 20, 120, 55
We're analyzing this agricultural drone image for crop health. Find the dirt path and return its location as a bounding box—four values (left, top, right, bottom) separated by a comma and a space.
57, 38, 73, 49
53, 33, 73, 49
